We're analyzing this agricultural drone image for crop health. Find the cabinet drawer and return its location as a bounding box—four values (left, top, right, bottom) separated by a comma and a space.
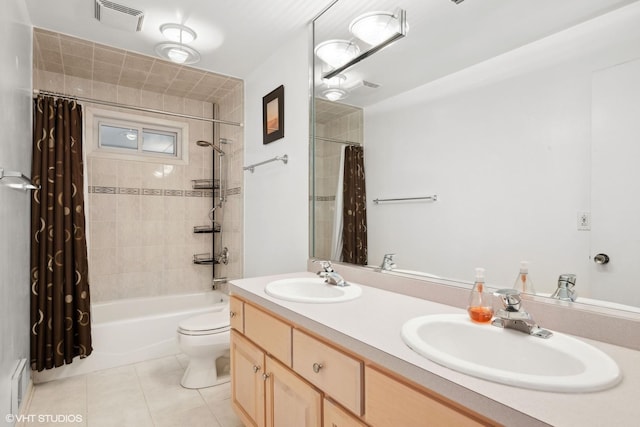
365, 366, 491, 427
229, 296, 244, 332
244, 303, 292, 366
323, 399, 367, 427
292, 329, 362, 416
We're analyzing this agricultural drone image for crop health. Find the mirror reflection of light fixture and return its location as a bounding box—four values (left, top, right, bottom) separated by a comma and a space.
349, 11, 405, 46
323, 9, 407, 80
315, 40, 361, 69
160, 23, 197, 44
321, 74, 348, 101
322, 88, 348, 102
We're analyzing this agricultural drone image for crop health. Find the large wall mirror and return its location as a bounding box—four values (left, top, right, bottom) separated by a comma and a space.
310, 0, 640, 313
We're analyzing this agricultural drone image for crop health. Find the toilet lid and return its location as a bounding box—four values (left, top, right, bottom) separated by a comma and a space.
178, 310, 230, 334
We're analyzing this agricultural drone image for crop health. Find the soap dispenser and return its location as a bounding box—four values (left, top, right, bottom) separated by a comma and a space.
513, 261, 536, 294
467, 268, 494, 324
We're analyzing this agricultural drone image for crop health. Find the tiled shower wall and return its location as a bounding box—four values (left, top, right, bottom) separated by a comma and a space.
314, 100, 363, 260
34, 70, 244, 302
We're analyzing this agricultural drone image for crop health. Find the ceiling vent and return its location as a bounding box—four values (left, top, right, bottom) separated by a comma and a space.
94, 0, 144, 32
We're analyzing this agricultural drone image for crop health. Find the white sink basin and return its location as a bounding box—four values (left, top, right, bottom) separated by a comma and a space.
401, 314, 621, 392
265, 278, 362, 303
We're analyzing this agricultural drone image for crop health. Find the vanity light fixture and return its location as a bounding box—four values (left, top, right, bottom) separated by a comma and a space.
314, 40, 361, 69
323, 9, 407, 80
349, 11, 404, 46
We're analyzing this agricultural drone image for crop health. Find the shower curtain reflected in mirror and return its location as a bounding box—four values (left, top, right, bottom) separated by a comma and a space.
341, 145, 367, 265
30, 95, 92, 371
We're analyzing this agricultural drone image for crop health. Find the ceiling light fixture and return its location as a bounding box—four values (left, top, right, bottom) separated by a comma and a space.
160, 23, 197, 44
155, 42, 200, 65
314, 40, 360, 69
349, 11, 405, 46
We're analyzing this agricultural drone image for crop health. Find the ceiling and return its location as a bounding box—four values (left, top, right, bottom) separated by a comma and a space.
313, 0, 639, 107
33, 28, 242, 104
25, 0, 331, 79
26, 0, 639, 107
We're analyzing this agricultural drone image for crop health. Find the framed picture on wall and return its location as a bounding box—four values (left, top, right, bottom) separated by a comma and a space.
263, 85, 284, 144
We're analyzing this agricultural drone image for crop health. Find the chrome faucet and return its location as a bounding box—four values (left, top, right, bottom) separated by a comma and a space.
379, 253, 397, 271
491, 289, 553, 338
551, 274, 577, 302
314, 260, 348, 287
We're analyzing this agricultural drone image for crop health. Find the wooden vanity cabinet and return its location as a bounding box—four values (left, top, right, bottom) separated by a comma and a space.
292, 329, 363, 416
244, 301, 292, 366
266, 355, 322, 427
231, 330, 266, 427
324, 398, 368, 427
230, 296, 497, 427
229, 296, 244, 332
230, 329, 322, 427
364, 366, 491, 427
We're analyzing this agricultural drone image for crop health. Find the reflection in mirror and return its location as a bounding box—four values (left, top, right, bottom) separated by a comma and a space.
311, 0, 640, 314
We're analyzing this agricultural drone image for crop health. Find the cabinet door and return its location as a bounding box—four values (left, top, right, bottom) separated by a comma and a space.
231, 330, 266, 427
292, 329, 362, 416
229, 296, 244, 332
323, 399, 367, 427
245, 303, 292, 366
365, 366, 492, 427
265, 355, 322, 427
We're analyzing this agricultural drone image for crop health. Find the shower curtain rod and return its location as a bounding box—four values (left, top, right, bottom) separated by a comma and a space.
314, 135, 362, 146
32, 89, 243, 127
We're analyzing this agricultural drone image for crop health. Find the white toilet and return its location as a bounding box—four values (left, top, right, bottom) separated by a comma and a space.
177, 308, 231, 389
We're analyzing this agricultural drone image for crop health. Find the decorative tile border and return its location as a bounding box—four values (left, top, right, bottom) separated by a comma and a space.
226, 187, 241, 196
90, 186, 116, 194
142, 188, 163, 196
118, 187, 140, 195
313, 195, 336, 202
89, 185, 229, 197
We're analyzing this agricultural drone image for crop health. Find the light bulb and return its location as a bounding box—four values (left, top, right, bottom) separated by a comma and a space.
168, 48, 189, 64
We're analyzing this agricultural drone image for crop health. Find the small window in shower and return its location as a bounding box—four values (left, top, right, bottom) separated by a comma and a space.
87, 108, 189, 165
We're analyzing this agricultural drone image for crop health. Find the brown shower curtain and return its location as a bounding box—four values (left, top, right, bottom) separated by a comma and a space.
342, 145, 368, 265
30, 95, 92, 371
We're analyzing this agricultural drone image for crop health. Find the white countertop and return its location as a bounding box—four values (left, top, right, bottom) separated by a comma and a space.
230, 272, 640, 427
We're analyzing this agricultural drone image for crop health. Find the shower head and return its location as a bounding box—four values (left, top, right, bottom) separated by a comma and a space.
196, 140, 225, 156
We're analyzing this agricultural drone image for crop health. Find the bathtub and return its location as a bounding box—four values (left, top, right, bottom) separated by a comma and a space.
33, 291, 228, 384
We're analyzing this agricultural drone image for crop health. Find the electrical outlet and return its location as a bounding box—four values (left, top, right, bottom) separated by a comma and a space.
577, 211, 590, 231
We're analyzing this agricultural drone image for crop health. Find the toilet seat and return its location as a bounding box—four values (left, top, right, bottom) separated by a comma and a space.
178, 311, 230, 336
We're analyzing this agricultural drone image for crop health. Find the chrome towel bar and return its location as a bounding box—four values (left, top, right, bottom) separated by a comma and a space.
0, 168, 39, 190
244, 155, 288, 173
373, 195, 438, 204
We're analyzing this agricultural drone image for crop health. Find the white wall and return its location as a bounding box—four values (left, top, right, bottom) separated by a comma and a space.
243, 28, 310, 277
0, 0, 32, 423
365, 6, 640, 295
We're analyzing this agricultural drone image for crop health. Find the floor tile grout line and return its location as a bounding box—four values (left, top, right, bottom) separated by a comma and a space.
133, 358, 159, 427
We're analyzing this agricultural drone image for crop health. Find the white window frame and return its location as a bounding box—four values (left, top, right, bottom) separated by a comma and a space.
85, 107, 189, 165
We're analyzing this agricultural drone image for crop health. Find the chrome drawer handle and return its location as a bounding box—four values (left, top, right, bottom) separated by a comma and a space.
312, 363, 323, 373
230, 311, 236, 318
262, 373, 270, 381
252, 365, 261, 373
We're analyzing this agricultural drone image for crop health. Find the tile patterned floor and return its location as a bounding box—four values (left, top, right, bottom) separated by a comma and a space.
19, 355, 243, 427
